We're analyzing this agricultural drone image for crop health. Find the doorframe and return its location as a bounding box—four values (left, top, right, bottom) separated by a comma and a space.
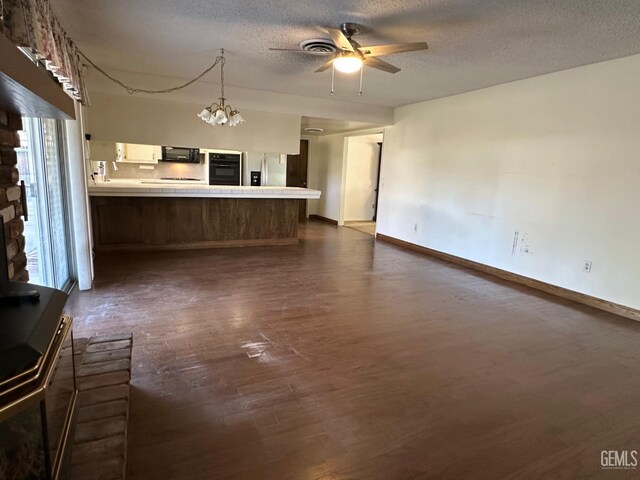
373, 142, 382, 221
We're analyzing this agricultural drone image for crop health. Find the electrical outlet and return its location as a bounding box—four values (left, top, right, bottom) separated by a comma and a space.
583, 260, 592, 273
414, 223, 418, 232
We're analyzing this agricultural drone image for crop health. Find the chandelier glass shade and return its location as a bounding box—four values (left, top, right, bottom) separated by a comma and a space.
198, 49, 245, 127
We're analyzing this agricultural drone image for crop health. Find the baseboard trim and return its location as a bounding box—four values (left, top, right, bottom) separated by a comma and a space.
95, 238, 298, 252
309, 214, 338, 226
376, 233, 640, 322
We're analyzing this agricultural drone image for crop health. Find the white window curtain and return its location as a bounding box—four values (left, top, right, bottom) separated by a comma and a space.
2, 0, 89, 105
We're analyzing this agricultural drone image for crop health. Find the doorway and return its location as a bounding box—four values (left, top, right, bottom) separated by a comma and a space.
342, 133, 383, 236
286, 139, 309, 221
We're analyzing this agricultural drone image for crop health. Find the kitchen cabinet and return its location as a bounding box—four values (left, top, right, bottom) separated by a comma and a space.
90, 196, 301, 251
116, 143, 162, 164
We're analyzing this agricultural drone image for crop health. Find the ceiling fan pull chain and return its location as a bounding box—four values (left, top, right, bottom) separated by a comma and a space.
359, 65, 363, 95
331, 63, 335, 95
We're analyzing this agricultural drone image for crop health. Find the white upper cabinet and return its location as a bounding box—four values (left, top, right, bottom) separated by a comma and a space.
116, 143, 162, 164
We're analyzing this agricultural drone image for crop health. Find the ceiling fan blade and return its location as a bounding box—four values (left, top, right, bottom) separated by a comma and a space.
364, 57, 401, 74
358, 42, 429, 57
314, 58, 334, 73
325, 27, 354, 52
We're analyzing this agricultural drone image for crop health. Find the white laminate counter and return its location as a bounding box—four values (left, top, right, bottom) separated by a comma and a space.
88, 179, 321, 199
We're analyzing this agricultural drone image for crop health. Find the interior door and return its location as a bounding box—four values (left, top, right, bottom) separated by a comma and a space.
286, 139, 309, 221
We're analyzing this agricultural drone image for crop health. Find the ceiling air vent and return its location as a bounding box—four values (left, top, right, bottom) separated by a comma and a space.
299, 39, 336, 55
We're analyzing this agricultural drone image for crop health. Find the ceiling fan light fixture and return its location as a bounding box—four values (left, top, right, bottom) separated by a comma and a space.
333, 53, 363, 73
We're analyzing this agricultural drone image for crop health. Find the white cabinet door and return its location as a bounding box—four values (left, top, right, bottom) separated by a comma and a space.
123, 143, 159, 163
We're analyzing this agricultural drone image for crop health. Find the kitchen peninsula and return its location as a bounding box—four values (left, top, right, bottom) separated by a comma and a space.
88, 181, 321, 251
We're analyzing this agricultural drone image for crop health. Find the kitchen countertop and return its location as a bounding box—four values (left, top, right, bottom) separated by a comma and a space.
88, 179, 321, 199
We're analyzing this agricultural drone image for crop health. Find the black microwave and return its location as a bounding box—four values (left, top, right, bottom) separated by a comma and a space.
161, 146, 200, 163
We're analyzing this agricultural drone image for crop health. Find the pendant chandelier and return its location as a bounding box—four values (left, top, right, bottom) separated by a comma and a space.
198, 49, 245, 126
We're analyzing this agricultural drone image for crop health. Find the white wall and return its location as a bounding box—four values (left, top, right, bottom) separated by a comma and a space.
84, 92, 301, 154
379, 53, 640, 310
307, 133, 346, 222
85, 68, 394, 126
343, 134, 383, 222
308, 129, 386, 223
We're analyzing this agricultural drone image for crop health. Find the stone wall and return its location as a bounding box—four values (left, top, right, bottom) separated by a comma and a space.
0, 107, 28, 281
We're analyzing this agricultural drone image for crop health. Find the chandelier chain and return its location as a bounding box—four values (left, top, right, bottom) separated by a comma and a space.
197, 48, 243, 126
220, 48, 225, 99
78, 48, 226, 95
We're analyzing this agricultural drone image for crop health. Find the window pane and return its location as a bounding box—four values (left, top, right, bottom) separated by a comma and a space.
41, 118, 71, 290
17, 118, 72, 290
16, 122, 49, 285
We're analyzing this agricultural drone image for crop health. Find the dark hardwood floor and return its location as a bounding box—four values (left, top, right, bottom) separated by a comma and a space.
67, 221, 640, 479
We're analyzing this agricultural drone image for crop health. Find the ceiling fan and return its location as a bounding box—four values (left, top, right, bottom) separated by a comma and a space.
269, 22, 428, 75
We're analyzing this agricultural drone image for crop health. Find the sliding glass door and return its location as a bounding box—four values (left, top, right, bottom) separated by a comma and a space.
16, 118, 73, 291
41, 119, 72, 289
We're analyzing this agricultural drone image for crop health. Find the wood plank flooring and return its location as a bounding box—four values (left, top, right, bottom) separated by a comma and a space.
66, 221, 640, 479
344, 221, 376, 236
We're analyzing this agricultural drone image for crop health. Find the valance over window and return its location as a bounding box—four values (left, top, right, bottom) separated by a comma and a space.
2, 0, 88, 104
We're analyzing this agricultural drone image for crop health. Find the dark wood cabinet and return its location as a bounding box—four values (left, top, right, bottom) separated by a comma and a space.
90, 196, 299, 252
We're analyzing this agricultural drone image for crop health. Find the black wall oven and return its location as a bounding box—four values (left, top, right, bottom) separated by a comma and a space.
209, 152, 241, 186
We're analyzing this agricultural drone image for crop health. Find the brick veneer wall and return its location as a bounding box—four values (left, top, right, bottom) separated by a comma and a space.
0, 107, 28, 281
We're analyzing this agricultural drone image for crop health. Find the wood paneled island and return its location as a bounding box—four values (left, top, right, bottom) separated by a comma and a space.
88, 182, 321, 252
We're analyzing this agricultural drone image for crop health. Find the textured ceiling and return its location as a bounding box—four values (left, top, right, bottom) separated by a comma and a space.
53, 0, 640, 108
301, 117, 384, 136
